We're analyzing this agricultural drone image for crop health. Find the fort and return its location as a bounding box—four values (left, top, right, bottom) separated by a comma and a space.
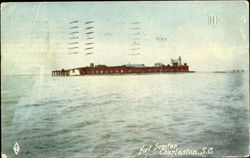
52, 56, 190, 76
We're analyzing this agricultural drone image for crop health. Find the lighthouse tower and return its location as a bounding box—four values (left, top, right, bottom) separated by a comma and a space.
178, 56, 182, 66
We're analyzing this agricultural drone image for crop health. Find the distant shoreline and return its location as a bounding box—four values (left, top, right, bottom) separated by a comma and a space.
1, 74, 52, 77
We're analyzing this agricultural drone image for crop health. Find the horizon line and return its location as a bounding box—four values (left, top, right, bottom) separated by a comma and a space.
1, 70, 249, 77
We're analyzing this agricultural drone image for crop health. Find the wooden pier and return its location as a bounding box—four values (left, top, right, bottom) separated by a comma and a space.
52, 69, 70, 76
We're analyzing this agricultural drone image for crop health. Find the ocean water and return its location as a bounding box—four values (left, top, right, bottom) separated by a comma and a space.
1, 72, 249, 158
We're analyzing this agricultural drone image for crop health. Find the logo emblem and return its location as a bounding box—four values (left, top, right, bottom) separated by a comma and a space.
13, 142, 20, 155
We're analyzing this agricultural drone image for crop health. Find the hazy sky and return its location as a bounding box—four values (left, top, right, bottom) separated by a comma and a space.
1, 1, 249, 75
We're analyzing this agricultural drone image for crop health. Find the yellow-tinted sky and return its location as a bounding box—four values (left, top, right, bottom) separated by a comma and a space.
1, 1, 249, 75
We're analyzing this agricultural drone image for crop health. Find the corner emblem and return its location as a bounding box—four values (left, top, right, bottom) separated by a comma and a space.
13, 142, 20, 155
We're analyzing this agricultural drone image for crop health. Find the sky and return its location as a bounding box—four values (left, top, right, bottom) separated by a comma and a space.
1, 1, 249, 75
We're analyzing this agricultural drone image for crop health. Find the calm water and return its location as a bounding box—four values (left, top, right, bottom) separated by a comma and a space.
1, 73, 249, 158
